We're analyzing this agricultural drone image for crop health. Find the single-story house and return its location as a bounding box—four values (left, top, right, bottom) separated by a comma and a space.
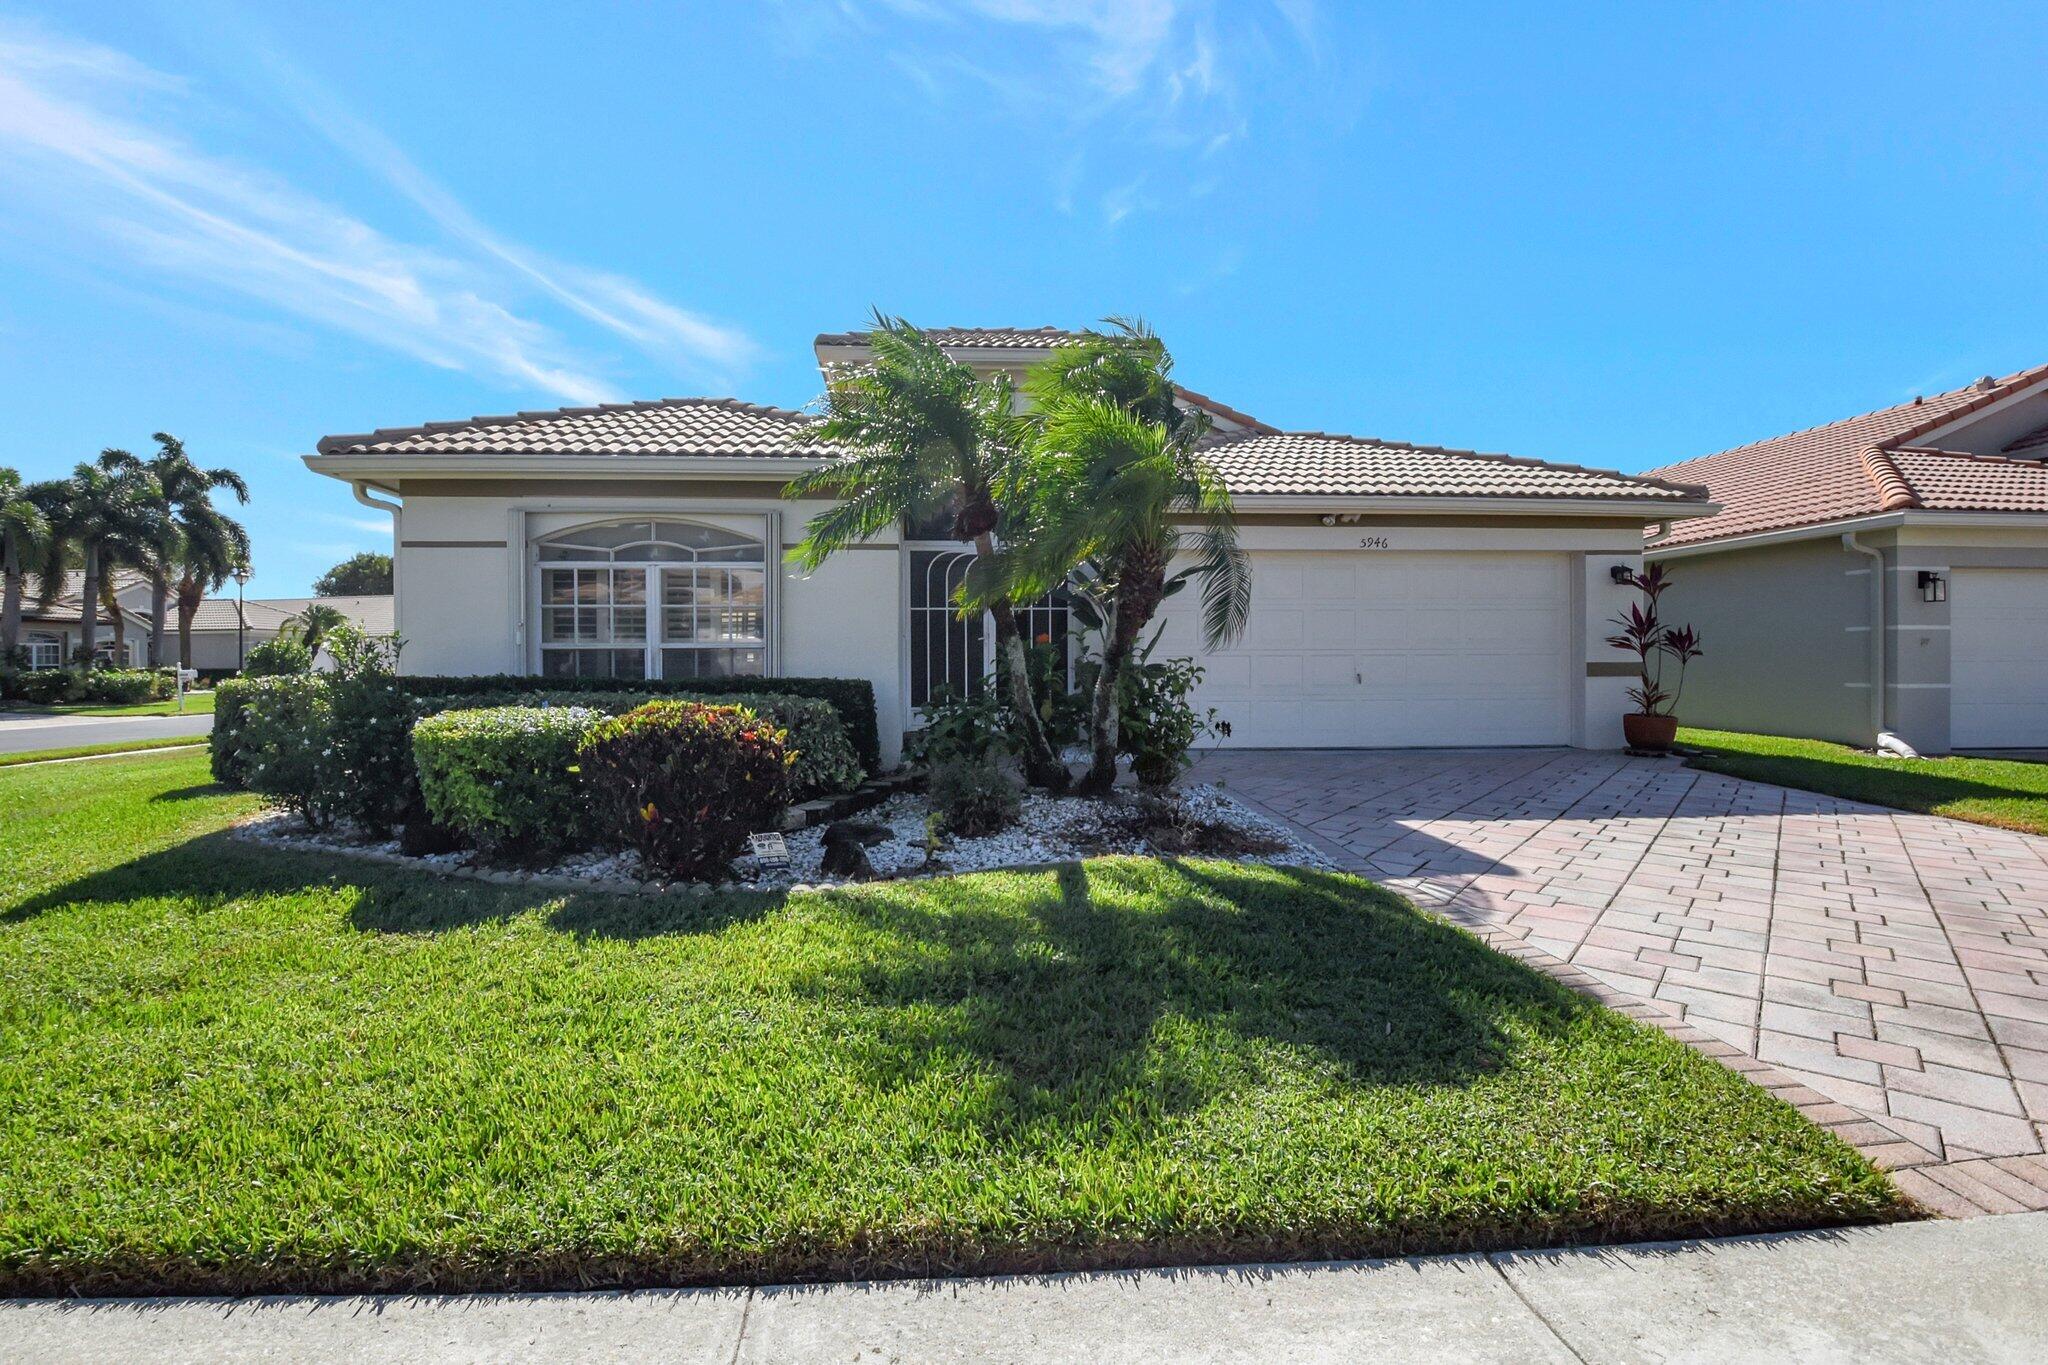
1646, 364, 2048, 753
16, 571, 393, 674
176, 594, 396, 673
303, 327, 1715, 766
16, 571, 155, 669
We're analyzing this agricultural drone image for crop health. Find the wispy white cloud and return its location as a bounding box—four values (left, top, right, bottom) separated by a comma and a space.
0, 20, 756, 403
811, 1, 1337, 225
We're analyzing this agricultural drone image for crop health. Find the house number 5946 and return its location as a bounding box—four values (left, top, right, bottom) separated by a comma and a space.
1358, 535, 1391, 549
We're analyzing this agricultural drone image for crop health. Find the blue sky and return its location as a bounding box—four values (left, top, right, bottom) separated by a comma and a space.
2, 1, 2043, 595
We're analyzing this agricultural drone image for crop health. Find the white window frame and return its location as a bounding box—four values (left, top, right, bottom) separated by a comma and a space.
530, 517, 771, 682
26, 633, 62, 670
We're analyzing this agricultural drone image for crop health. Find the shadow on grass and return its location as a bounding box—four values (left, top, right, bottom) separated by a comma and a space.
1684, 743, 2048, 824
149, 782, 232, 804
783, 856, 1569, 1132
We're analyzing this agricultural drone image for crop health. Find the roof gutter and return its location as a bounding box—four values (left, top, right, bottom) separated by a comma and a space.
304, 452, 830, 480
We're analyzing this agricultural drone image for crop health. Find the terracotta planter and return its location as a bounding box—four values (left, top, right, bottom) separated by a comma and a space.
1623, 713, 1679, 752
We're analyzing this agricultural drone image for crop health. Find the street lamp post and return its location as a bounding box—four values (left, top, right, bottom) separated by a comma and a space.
233, 563, 252, 671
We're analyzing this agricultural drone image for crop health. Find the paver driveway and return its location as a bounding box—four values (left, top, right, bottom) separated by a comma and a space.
1206, 748, 2048, 1211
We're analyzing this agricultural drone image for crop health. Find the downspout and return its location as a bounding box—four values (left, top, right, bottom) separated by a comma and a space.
1644, 520, 1673, 546
351, 480, 402, 644
1842, 531, 1915, 756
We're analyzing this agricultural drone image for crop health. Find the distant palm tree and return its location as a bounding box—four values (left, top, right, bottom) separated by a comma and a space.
99, 434, 249, 668
35, 462, 164, 668
1004, 321, 1251, 795
1, 467, 53, 662
786, 313, 1068, 791
295, 602, 348, 653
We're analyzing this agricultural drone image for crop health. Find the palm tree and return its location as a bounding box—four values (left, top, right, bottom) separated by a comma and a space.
1, 467, 52, 662
1005, 321, 1252, 796
99, 434, 249, 667
296, 602, 347, 653
35, 462, 164, 668
786, 313, 1068, 790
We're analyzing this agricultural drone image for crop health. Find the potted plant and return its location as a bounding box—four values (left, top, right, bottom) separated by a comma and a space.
1606, 564, 1704, 752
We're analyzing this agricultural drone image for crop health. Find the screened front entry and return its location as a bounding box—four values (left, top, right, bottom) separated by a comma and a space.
535, 519, 767, 680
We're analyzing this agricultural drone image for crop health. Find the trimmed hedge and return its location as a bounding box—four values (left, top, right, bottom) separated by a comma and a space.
396, 674, 881, 774
413, 707, 604, 857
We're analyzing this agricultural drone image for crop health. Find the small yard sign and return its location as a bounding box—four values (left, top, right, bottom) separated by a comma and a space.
747, 832, 791, 870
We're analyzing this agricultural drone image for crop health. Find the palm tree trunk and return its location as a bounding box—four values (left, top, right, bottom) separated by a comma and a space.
1, 541, 21, 659
78, 546, 100, 668
1078, 545, 1168, 797
176, 574, 200, 673
148, 573, 169, 668
973, 532, 1067, 792
102, 580, 126, 665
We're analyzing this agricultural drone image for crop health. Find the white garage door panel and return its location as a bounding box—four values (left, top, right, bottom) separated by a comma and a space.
1195, 551, 1573, 748
1952, 569, 2048, 748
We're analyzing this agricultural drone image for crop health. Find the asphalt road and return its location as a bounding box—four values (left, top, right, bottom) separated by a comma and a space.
0, 709, 214, 755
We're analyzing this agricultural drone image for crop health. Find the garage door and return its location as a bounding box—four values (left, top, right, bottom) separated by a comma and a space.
1952, 569, 2048, 748
1182, 551, 1574, 748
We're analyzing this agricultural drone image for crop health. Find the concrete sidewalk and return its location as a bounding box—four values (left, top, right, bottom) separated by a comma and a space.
6, 1213, 2044, 1363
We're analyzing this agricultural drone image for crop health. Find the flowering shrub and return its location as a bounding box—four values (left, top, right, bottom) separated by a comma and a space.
319, 625, 425, 834
238, 676, 338, 827
412, 706, 603, 859
578, 701, 793, 881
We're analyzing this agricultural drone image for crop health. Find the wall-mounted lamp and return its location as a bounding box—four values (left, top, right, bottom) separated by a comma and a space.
1609, 564, 1636, 586
1917, 570, 1947, 603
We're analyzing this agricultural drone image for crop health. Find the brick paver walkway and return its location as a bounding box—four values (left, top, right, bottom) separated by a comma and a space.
1207, 748, 2048, 1215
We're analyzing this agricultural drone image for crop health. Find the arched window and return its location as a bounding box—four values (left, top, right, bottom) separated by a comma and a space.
25, 632, 62, 671
534, 519, 767, 681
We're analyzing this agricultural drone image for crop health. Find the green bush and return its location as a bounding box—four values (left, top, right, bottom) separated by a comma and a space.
79, 668, 159, 705
412, 706, 603, 859
243, 633, 312, 677
320, 626, 426, 834
16, 669, 82, 705
927, 758, 1022, 837
578, 701, 792, 881
911, 687, 1015, 766
398, 673, 882, 774
1117, 657, 1224, 791
238, 676, 337, 827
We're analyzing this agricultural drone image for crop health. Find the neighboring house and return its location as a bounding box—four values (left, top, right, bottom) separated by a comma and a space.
303, 326, 1714, 766
16, 571, 393, 673
177, 594, 396, 673
1646, 365, 2048, 753
17, 571, 154, 669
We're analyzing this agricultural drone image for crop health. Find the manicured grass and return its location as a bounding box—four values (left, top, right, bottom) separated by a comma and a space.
0, 751, 1906, 1297
3, 691, 215, 718
0, 738, 208, 768
1680, 727, 2048, 835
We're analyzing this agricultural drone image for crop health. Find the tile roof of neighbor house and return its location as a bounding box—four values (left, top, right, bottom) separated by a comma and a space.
184, 595, 396, 635
1199, 431, 1707, 501
1647, 364, 2048, 546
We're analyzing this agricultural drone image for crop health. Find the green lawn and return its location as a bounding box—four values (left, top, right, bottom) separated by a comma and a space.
0, 738, 209, 768
1680, 727, 2048, 835
0, 751, 1906, 1297
2, 691, 215, 718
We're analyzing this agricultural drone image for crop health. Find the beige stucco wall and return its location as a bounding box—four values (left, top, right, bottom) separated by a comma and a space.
391, 488, 908, 766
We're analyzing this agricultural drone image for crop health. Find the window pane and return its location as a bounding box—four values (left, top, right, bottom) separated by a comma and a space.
543, 647, 646, 679
543, 569, 577, 604
614, 569, 646, 603
661, 646, 764, 680
705, 569, 765, 641
576, 570, 607, 605
541, 606, 577, 643
661, 570, 698, 641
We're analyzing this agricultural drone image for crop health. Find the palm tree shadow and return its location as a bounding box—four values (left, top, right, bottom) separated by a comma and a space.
150, 782, 232, 803
793, 857, 1576, 1141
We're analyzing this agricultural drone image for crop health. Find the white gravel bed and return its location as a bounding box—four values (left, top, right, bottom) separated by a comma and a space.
231, 783, 1329, 894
